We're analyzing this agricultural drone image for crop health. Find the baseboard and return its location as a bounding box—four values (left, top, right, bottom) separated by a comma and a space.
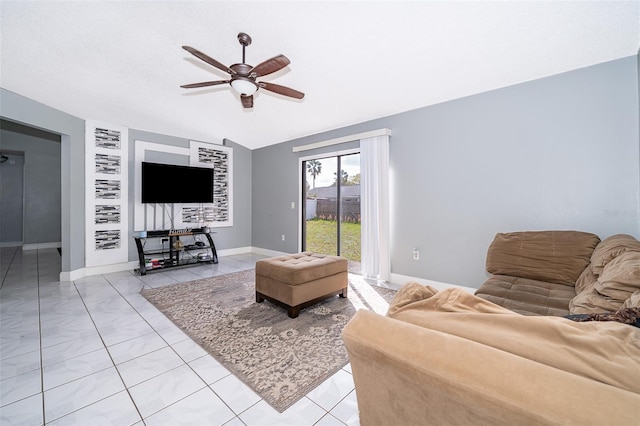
0, 241, 23, 248
217, 246, 253, 257
60, 269, 84, 282
389, 272, 477, 294
250, 247, 292, 258
60, 261, 139, 282
22, 241, 62, 251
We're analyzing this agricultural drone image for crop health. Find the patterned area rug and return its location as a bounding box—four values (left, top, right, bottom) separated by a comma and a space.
140, 269, 396, 412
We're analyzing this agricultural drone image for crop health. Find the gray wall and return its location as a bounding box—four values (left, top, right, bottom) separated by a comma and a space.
128, 130, 252, 261
0, 120, 61, 245
0, 88, 85, 273
252, 139, 360, 253
252, 56, 640, 288
0, 153, 24, 243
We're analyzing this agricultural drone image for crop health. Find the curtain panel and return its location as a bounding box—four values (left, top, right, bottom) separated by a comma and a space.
360, 135, 390, 282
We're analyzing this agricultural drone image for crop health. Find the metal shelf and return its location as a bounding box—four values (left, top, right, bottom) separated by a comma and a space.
133, 228, 218, 275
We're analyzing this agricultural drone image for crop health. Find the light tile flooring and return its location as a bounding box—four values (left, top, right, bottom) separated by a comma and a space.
0, 247, 360, 425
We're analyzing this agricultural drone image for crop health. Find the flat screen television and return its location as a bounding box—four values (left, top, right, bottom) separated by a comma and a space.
141, 162, 214, 203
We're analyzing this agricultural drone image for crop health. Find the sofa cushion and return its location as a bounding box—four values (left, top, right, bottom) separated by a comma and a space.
590, 234, 640, 276
570, 267, 622, 314
474, 275, 575, 316
574, 265, 597, 294
486, 231, 600, 286
388, 286, 640, 395
623, 290, 640, 309
594, 251, 640, 302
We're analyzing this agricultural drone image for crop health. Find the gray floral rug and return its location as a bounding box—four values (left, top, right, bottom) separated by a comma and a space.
140, 269, 396, 412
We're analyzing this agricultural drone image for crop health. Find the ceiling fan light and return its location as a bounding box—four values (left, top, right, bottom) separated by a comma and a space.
231, 79, 258, 96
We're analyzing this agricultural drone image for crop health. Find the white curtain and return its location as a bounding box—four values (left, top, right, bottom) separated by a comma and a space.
360, 134, 390, 282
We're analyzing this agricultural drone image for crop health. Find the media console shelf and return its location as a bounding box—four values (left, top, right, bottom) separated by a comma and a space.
133, 227, 218, 275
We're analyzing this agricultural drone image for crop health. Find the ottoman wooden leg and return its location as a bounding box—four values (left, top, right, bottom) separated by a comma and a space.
288, 305, 301, 318
256, 292, 265, 303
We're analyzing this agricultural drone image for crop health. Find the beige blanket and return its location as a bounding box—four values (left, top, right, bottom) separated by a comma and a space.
388, 283, 640, 395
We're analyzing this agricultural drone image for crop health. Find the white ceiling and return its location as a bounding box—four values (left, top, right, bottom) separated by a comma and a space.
1, 1, 638, 150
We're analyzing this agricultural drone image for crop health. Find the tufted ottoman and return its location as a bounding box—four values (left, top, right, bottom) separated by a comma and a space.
255, 252, 348, 318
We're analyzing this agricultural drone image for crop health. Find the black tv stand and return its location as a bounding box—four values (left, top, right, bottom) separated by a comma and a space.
133, 227, 218, 275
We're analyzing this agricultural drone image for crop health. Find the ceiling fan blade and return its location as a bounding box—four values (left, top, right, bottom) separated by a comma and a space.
258, 82, 305, 99
241, 94, 254, 108
250, 55, 290, 77
182, 46, 236, 75
180, 80, 229, 89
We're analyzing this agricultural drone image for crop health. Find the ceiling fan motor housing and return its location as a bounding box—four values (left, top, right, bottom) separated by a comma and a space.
229, 63, 258, 95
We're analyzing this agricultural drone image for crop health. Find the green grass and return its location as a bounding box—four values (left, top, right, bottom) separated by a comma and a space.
305, 220, 361, 261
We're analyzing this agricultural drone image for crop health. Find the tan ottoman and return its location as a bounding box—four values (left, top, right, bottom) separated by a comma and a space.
255, 252, 348, 318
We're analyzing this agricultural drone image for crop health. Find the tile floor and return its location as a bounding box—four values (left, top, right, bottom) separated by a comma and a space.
0, 247, 360, 425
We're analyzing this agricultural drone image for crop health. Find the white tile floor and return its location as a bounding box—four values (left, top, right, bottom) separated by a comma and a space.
0, 247, 360, 425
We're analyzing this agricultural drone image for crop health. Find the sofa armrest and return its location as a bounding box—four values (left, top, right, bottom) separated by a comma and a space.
342, 310, 640, 426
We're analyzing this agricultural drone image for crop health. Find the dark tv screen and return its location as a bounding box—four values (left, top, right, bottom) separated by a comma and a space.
141, 162, 214, 203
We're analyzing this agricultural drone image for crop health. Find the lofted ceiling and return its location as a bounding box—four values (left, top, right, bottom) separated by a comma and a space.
1, 1, 638, 150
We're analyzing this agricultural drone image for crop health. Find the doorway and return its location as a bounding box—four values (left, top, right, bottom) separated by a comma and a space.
301, 151, 361, 272
0, 119, 62, 264
0, 152, 25, 246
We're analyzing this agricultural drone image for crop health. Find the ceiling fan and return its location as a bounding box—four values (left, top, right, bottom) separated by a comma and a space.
180, 32, 304, 108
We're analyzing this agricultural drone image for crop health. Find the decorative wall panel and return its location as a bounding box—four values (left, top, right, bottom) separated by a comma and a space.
95, 128, 121, 149
95, 179, 121, 199
182, 207, 215, 223
95, 230, 121, 250
95, 153, 121, 174
133, 140, 232, 232
86, 121, 128, 267
190, 142, 233, 227
95, 205, 120, 224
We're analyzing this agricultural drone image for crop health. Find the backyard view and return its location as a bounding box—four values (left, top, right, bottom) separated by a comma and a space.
305, 220, 361, 262
304, 154, 361, 271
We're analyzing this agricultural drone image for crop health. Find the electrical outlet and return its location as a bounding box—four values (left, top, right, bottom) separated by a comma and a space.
290, 201, 295, 209
281, 234, 286, 241
413, 248, 420, 260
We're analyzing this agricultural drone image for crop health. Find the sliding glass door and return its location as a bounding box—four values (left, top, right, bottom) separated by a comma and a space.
302, 152, 361, 272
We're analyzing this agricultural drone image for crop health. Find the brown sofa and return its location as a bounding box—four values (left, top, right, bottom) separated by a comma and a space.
475, 230, 640, 316
342, 230, 640, 425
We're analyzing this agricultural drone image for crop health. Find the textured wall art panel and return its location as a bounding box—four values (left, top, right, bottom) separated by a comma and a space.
95, 205, 120, 224
95, 154, 121, 174
95, 179, 121, 199
182, 207, 215, 223
191, 142, 233, 227
94, 230, 121, 250
95, 127, 121, 149
86, 121, 129, 267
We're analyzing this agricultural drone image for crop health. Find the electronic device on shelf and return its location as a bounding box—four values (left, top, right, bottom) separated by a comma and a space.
144, 227, 212, 238
169, 228, 193, 236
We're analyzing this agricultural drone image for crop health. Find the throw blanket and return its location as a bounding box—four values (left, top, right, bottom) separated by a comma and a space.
386, 283, 640, 395
565, 307, 640, 328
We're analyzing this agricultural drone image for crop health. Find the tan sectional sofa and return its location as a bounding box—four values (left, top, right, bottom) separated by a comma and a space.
342, 230, 640, 425
475, 230, 640, 316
